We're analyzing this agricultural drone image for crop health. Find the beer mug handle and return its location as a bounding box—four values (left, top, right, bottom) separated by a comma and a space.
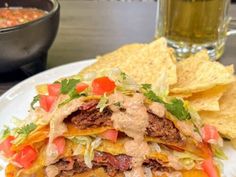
227, 18, 236, 36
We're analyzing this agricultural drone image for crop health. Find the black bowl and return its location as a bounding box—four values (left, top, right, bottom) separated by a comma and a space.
0, 0, 60, 74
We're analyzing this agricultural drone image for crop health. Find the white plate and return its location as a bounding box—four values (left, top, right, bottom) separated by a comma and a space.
0, 60, 235, 177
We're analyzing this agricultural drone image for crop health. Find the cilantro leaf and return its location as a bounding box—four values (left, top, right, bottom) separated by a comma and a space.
165, 99, 191, 121
141, 84, 165, 104
141, 84, 190, 121
143, 90, 165, 104
59, 91, 87, 107
16, 123, 37, 135
13, 123, 37, 145
141, 84, 152, 90
120, 72, 127, 80
61, 79, 81, 94
114, 102, 121, 107
58, 78, 85, 106
31, 95, 39, 110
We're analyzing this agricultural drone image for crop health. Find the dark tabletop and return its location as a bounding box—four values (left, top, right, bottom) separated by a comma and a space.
0, 1, 236, 95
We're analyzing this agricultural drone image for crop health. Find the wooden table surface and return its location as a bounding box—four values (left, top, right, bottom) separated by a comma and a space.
0, 1, 236, 95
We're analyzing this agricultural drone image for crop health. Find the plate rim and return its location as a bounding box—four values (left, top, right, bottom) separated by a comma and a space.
0, 59, 95, 102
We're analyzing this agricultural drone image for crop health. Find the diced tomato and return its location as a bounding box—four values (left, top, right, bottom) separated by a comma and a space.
202, 158, 218, 177
197, 142, 213, 159
100, 129, 118, 142
76, 83, 89, 93
48, 83, 61, 96
53, 137, 65, 155
39, 95, 57, 112
92, 77, 116, 95
0, 136, 15, 158
202, 124, 220, 143
13, 145, 37, 169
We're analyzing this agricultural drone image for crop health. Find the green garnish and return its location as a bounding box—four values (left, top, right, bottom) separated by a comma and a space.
114, 102, 121, 107
13, 123, 37, 145
141, 83, 152, 90
16, 123, 37, 135
30, 95, 40, 110
59, 91, 87, 107
120, 72, 127, 80
165, 99, 191, 121
141, 84, 191, 120
212, 145, 228, 160
59, 78, 87, 106
141, 84, 165, 104
61, 78, 81, 94
0, 126, 10, 141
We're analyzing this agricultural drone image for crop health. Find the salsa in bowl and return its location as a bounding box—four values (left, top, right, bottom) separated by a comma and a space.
0, 7, 47, 29
0, 0, 60, 74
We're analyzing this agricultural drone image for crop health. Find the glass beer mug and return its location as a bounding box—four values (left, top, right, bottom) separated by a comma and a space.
155, 0, 236, 60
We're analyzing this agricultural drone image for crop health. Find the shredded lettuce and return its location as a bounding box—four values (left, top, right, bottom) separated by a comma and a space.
68, 136, 102, 168
187, 105, 204, 140
11, 116, 25, 127
90, 137, 102, 160
149, 143, 161, 153
152, 69, 169, 97
82, 72, 97, 81
105, 68, 139, 92
0, 126, 10, 142
96, 94, 109, 112
173, 151, 202, 170
212, 144, 228, 160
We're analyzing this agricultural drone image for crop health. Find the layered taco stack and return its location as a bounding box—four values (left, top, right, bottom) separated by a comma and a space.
0, 69, 225, 177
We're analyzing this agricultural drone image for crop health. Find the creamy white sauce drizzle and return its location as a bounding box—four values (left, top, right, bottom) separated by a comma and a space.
109, 92, 149, 141
46, 95, 83, 164
45, 165, 59, 177
109, 92, 150, 177
148, 102, 165, 118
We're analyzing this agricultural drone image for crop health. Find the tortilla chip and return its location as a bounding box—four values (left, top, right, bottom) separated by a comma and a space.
190, 50, 210, 60
168, 47, 177, 64
169, 93, 192, 98
80, 38, 177, 86
226, 64, 235, 74
231, 138, 236, 149
170, 51, 234, 94
200, 80, 236, 139
79, 43, 145, 75
187, 85, 228, 111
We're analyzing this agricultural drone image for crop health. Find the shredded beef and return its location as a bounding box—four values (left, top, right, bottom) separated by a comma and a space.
145, 112, 182, 143
93, 151, 132, 176
67, 100, 182, 144
55, 151, 132, 177
143, 159, 172, 172
54, 152, 172, 177
68, 100, 113, 129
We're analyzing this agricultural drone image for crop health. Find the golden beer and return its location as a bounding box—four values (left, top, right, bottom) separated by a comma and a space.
156, 0, 232, 59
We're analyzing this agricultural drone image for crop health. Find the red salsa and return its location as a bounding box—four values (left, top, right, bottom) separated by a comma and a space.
0, 7, 46, 28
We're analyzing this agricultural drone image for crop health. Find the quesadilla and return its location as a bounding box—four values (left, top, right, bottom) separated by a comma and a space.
0, 69, 224, 177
